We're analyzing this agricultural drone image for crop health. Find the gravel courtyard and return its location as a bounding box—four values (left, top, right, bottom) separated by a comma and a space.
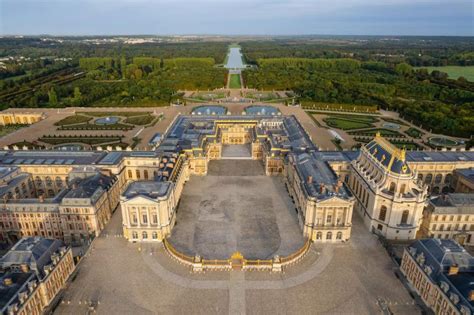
168, 160, 305, 259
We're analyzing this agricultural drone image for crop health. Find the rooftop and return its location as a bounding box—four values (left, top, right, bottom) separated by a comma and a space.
0, 237, 66, 279
123, 181, 171, 200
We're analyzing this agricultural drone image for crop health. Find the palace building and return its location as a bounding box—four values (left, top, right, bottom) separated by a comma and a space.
0, 237, 75, 315
0, 112, 473, 246
400, 239, 474, 315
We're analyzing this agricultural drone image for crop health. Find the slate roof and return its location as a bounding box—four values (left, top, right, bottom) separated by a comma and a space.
0, 237, 66, 279
408, 239, 474, 311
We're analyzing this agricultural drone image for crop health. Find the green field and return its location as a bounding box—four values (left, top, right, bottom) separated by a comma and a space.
229, 74, 241, 89
415, 66, 474, 82
323, 117, 373, 130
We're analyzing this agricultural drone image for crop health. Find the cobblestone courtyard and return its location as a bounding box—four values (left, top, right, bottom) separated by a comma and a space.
55, 158, 420, 314
168, 160, 304, 259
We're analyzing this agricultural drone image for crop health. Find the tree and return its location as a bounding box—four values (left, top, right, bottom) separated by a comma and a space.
48, 88, 58, 106
73, 87, 82, 102
121, 56, 127, 79
395, 63, 413, 76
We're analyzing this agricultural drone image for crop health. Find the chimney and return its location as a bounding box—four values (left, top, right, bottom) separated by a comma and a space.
3, 277, 12, 286
469, 290, 474, 301
334, 184, 340, 193
448, 264, 459, 276
38, 195, 44, 203
20, 264, 29, 273
307, 176, 313, 184
72, 182, 78, 190
319, 184, 325, 194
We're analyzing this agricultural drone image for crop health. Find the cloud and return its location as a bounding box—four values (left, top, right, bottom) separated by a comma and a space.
0, 0, 472, 35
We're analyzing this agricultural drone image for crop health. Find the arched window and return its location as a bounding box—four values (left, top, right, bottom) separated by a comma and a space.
389, 182, 396, 193
144, 170, 149, 180
425, 174, 433, 184
400, 184, 406, 194
442, 186, 450, 194
48, 189, 55, 197
444, 174, 452, 184
55, 177, 63, 187
152, 232, 158, 239
432, 187, 440, 195
401, 210, 409, 225
336, 232, 342, 240
35, 176, 42, 187
326, 232, 332, 240
127, 170, 132, 179
316, 232, 322, 240
132, 231, 138, 239
45, 176, 52, 187
142, 231, 148, 239
379, 206, 387, 222
434, 174, 442, 184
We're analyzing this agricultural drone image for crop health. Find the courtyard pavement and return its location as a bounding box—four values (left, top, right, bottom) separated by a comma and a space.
169, 160, 304, 259
55, 160, 420, 315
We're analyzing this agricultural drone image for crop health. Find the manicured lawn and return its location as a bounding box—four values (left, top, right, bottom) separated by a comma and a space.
0, 124, 27, 137
381, 117, 409, 126
405, 127, 424, 138
229, 74, 241, 89
327, 114, 379, 123
123, 115, 155, 125
415, 66, 474, 82
323, 117, 373, 130
54, 115, 92, 126
40, 136, 122, 145
349, 128, 404, 137
58, 123, 133, 131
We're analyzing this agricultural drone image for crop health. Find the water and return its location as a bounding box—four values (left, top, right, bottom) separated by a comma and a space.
244, 105, 280, 116
95, 116, 120, 125
192, 105, 227, 115
225, 47, 245, 69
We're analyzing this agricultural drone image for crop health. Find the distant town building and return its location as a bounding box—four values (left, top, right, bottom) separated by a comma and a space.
0, 237, 75, 315
401, 239, 474, 315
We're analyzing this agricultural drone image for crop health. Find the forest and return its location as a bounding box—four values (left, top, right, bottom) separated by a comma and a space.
242, 58, 474, 137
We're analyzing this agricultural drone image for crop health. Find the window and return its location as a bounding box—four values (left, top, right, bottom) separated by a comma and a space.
379, 206, 387, 222
434, 174, 442, 184
326, 232, 332, 240
132, 231, 138, 239
142, 231, 148, 239
425, 174, 433, 184
144, 170, 149, 180
444, 174, 452, 184
400, 184, 406, 194
316, 232, 322, 240
389, 182, 396, 193
152, 213, 158, 224
142, 214, 148, 224
401, 210, 409, 225
135, 170, 141, 179
440, 224, 444, 231
132, 213, 138, 224
377, 224, 383, 231
127, 170, 132, 179
152, 232, 158, 239
336, 232, 342, 240
326, 215, 332, 224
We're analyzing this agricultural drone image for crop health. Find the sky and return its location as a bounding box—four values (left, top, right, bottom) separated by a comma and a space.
0, 0, 472, 36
